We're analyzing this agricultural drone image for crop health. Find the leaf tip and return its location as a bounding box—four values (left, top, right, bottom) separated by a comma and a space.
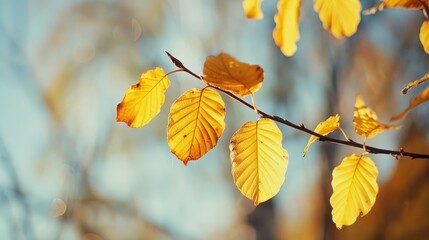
243, 0, 264, 20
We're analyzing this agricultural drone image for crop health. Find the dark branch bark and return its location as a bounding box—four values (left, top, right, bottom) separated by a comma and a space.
166, 52, 429, 160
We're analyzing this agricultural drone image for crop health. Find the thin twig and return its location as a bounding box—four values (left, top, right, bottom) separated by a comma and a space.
0, 138, 36, 239
165, 52, 429, 160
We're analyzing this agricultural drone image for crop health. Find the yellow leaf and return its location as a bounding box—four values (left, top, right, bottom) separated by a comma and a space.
314, 0, 361, 38
353, 95, 401, 138
330, 154, 379, 229
167, 88, 226, 165
243, 0, 264, 19
230, 118, 288, 205
391, 86, 429, 121
273, 0, 301, 56
402, 73, 429, 94
385, 0, 428, 8
203, 53, 264, 97
303, 114, 340, 156
116, 67, 170, 128
364, 0, 427, 15
420, 21, 429, 54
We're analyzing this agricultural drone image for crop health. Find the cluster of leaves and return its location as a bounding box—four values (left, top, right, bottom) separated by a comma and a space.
116, 52, 419, 228
364, 1, 429, 117
114, 0, 429, 231
364, 0, 429, 53
243, 0, 429, 136
243, 0, 429, 56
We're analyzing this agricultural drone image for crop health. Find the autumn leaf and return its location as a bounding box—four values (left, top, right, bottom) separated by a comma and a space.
364, 0, 427, 14
243, 0, 264, 19
385, 0, 429, 8
230, 118, 288, 205
314, 0, 361, 38
402, 73, 429, 94
203, 53, 264, 97
116, 67, 170, 128
420, 21, 429, 54
353, 95, 401, 138
391, 86, 429, 121
273, 0, 301, 56
303, 114, 340, 156
167, 88, 226, 165
330, 154, 379, 229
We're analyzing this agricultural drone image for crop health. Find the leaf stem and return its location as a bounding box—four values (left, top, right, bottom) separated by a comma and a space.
339, 126, 350, 141
250, 93, 260, 116
165, 52, 429, 160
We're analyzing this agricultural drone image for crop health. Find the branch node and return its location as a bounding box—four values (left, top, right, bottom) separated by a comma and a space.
362, 138, 368, 153
399, 148, 405, 157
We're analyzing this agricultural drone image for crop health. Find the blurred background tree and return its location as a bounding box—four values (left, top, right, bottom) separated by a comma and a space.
0, 0, 428, 239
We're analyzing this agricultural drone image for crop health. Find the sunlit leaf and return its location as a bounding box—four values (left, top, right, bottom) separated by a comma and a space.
364, 0, 426, 14
167, 88, 226, 165
391, 86, 429, 121
402, 73, 429, 94
420, 21, 429, 54
203, 53, 264, 97
273, 0, 301, 56
314, 0, 361, 38
385, 0, 428, 8
353, 95, 401, 138
330, 154, 379, 229
230, 118, 288, 205
116, 67, 170, 128
243, 0, 264, 19
303, 114, 340, 156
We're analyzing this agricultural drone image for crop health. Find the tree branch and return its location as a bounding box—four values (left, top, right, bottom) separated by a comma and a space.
165, 52, 429, 160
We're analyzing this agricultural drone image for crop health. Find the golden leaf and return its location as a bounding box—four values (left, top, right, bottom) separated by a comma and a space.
116, 67, 170, 128
230, 118, 288, 205
243, 0, 264, 19
203, 53, 264, 97
314, 0, 361, 38
385, 0, 428, 8
391, 86, 429, 121
353, 95, 401, 138
364, 0, 427, 14
402, 73, 429, 94
273, 0, 301, 56
303, 114, 340, 156
167, 88, 226, 165
330, 154, 379, 229
420, 21, 429, 54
